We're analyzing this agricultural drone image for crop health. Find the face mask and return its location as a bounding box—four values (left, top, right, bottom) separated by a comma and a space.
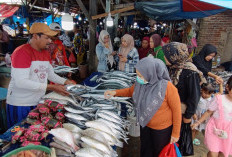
136, 76, 148, 85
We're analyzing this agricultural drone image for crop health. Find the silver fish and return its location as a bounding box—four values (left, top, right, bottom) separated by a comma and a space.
63, 123, 83, 133
75, 147, 103, 157
64, 106, 90, 114
65, 113, 88, 121
80, 136, 111, 155
81, 128, 109, 147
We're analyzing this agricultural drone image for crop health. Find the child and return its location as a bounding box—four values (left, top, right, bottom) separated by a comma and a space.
192, 83, 217, 145
191, 76, 232, 157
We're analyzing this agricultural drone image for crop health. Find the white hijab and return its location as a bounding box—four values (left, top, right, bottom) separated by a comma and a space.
99, 30, 114, 67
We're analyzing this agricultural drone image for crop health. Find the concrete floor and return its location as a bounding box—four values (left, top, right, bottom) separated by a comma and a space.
118, 133, 209, 157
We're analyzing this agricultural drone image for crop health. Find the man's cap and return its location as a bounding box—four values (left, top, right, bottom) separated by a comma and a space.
29, 22, 58, 36
49, 22, 62, 31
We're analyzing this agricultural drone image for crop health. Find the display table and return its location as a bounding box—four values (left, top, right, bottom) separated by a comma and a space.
0, 67, 11, 88
0, 88, 7, 134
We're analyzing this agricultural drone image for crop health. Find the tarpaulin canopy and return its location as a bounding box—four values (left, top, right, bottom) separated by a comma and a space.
0, 4, 19, 18
135, 0, 227, 21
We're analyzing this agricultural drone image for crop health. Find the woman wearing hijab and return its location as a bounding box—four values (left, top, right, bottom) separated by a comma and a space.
138, 37, 150, 60
193, 44, 223, 84
118, 34, 139, 73
147, 34, 166, 64
96, 30, 116, 72
104, 57, 182, 157
162, 42, 206, 155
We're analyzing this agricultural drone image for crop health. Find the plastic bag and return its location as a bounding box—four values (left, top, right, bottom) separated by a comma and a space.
178, 123, 194, 156
159, 143, 177, 157
174, 143, 182, 157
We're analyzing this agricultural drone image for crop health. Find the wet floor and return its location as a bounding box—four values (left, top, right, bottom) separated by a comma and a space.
118, 133, 209, 157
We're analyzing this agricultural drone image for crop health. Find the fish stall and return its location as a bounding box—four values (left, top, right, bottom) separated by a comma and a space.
0, 71, 136, 157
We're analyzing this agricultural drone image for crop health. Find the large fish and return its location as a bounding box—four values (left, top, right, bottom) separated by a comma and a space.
80, 136, 111, 155
65, 113, 88, 121
49, 128, 79, 152
75, 147, 104, 157
63, 123, 82, 133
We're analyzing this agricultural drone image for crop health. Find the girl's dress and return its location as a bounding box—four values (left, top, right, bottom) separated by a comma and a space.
194, 97, 211, 131
205, 95, 232, 157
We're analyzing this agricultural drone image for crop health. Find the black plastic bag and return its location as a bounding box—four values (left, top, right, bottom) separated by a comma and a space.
178, 122, 194, 156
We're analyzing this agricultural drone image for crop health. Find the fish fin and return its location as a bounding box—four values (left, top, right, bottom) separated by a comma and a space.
115, 141, 123, 148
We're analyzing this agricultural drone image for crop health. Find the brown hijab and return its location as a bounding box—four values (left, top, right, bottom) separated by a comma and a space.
151, 34, 161, 48
119, 34, 135, 71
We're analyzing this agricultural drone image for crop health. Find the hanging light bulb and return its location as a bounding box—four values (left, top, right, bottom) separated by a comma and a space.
163, 23, 166, 27
17, 16, 20, 19
100, 22, 103, 25
62, 13, 74, 30
23, 23, 27, 27
134, 22, 137, 26
78, 16, 82, 21
44, 21, 47, 24
106, 13, 113, 27
61, 0, 73, 31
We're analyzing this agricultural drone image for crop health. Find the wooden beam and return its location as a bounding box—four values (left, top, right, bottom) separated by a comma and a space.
120, 11, 141, 17
89, 0, 97, 73
92, 5, 134, 20
75, 0, 95, 33
186, 19, 199, 31
114, 3, 134, 9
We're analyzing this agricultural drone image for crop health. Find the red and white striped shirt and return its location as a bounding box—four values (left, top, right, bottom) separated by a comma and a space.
7, 44, 66, 106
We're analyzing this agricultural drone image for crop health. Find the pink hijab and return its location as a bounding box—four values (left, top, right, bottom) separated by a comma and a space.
119, 34, 135, 71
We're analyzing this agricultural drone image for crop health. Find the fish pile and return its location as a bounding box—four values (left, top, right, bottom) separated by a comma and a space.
42, 71, 135, 156
54, 66, 78, 74
87, 71, 136, 91
209, 71, 232, 92
42, 92, 132, 156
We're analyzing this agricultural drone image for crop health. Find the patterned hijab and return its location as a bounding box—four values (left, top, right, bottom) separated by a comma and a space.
162, 42, 206, 85
133, 57, 170, 127
119, 34, 135, 71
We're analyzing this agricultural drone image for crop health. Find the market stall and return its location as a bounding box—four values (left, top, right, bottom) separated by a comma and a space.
0, 71, 135, 156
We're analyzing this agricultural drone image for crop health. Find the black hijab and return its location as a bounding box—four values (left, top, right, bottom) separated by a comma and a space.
193, 44, 217, 78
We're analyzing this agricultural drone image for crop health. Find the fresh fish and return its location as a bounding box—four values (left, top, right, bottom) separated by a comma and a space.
66, 84, 89, 95
81, 94, 130, 101
49, 128, 79, 151
66, 118, 87, 130
64, 106, 90, 114
63, 123, 82, 133
81, 136, 111, 155
98, 110, 122, 122
65, 113, 88, 121
81, 128, 109, 147
43, 92, 79, 106
75, 147, 104, 157
85, 120, 114, 137
50, 142, 72, 153
54, 148, 75, 157
54, 66, 78, 74
53, 137, 75, 153
90, 75, 99, 82
96, 112, 125, 128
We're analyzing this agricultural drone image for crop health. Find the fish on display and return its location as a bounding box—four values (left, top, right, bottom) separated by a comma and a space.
63, 123, 83, 133
75, 147, 104, 157
49, 128, 79, 152
54, 66, 78, 74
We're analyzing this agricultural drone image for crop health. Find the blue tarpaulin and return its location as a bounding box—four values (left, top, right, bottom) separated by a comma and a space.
135, 0, 227, 21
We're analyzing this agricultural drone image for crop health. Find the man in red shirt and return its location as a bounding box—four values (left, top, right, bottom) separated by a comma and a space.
6, 22, 74, 128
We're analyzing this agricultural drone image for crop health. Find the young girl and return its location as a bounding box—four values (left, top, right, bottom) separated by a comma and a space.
192, 83, 216, 145
192, 76, 232, 157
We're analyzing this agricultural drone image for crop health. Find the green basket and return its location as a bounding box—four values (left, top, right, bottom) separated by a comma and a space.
3, 145, 51, 157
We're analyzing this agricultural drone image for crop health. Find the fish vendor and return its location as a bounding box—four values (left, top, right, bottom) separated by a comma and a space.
6, 22, 74, 128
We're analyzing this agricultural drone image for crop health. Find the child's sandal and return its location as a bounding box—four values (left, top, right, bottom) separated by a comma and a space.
193, 138, 200, 146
